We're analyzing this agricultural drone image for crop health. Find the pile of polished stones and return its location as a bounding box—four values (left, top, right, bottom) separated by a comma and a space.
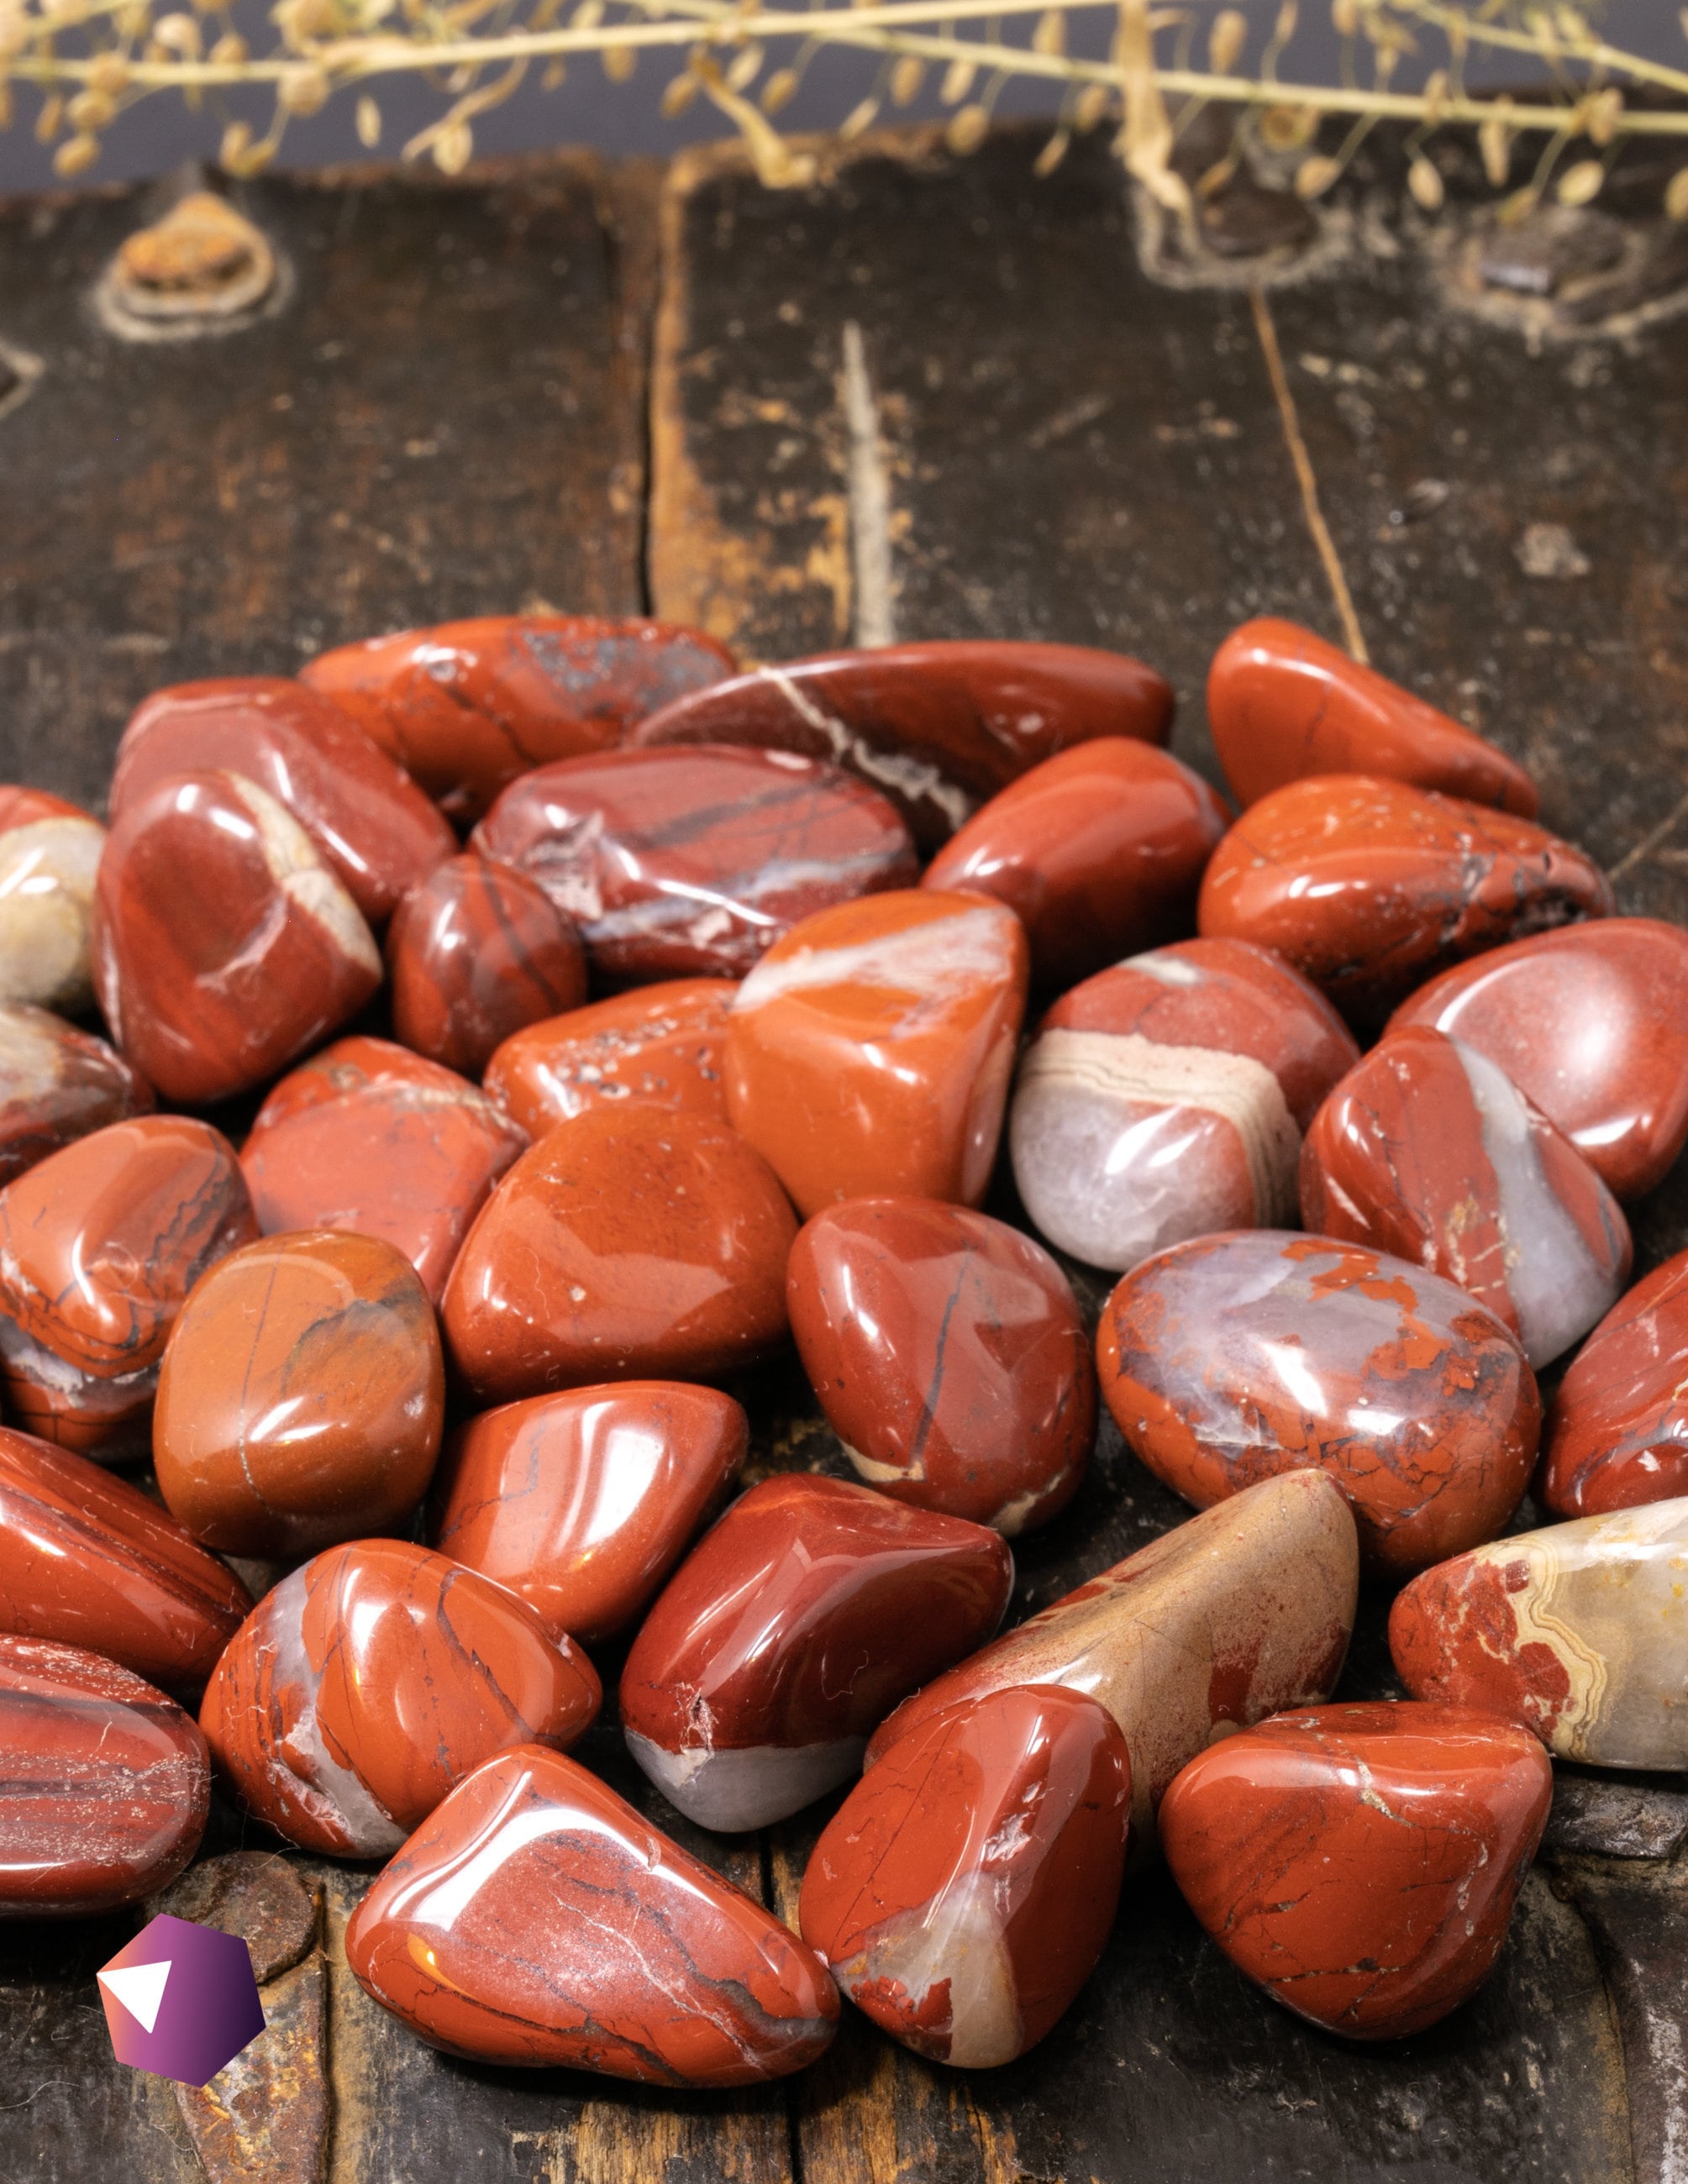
3, 606, 1682, 2081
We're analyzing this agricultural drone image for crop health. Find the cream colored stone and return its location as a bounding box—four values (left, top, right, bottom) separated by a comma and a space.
0, 818, 105, 1013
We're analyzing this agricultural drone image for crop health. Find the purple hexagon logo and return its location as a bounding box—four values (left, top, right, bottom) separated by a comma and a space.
97, 1913, 266, 2086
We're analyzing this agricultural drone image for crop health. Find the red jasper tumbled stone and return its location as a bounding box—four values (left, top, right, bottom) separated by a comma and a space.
0, 1004, 153, 1186
0, 1634, 210, 1916
787, 1198, 1095, 1534
920, 738, 1229, 990
92, 769, 382, 1105
1386, 917, 1688, 1200
1160, 1702, 1552, 2040
200, 1538, 601, 1858
620, 1473, 1013, 1832
0, 1115, 256, 1460
1207, 618, 1538, 816
485, 979, 737, 1137
302, 613, 739, 824
630, 640, 1175, 851
1009, 937, 1359, 1273
1197, 774, 1613, 1023
1300, 1025, 1631, 1369
444, 1103, 796, 1402
800, 1685, 1131, 2067
1539, 1250, 1688, 1518
1096, 1230, 1540, 1576
345, 1744, 839, 2081
472, 745, 918, 985
240, 1037, 528, 1305
724, 890, 1029, 1219
0, 1426, 250, 1693
108, 676, 456, 925
430, 1381, 746, 1644
386, 853, 587, 1079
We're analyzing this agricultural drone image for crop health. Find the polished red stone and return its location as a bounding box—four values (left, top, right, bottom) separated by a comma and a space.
1386, 918, 1688, 1199
240, 1037, 528, 1305
1159, 1701, 1552, 2040
620, 1473, 1014, 1830
0, 1004, 153, 1185
867, 1469, 1359, 1846
485, 979, 736, 1136
1009, 937, 1359, 1272
386, 853, 587, 1079
1539, 1250, 1688, 1517
0, 1426, 250, 1693
430, 1381, 746, 1642
1096, 1230, 1539, 1576
92, 770, 382, 1105
724, 890, 1028, 1219
0, 786, 87, 832
302, 615, 739, 823
1301, 1026, 1632, 1369
1207, 618, 1539, 816
444, 1104, 796, 1404
629, 641, 1175, 851
0, 1116, 256, 1460
0, 1634, 209, 1915
472, 745, 918, 984
0, 794, 105, 1016
345, 1744, 839, 2080
1197, 774, 1614, 1023
921, 739, 1228, 990
800, 1685, 1130, 2066
109, 677, 456, 924
155, 1231, 445, 1560
787, 1198, 1095, 1534
200, 1538, 601, 1857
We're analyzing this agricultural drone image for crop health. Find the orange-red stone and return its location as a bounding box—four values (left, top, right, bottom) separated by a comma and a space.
386, 853, 587, 1079
1540, 1250, 1688, 1518
1386, 918, 1688, 1200
92, 770, 382, 1105
430, 1381, 745, 1642
1301, 1026, 1631, 1369
620, 1473, 1014, 1831
302, 614, 738, 823
472, 745, 918, 984
344, 1744, 839, 2080
0, 1426, 250, 1693
921, 738, 1228, 989
0, 1116, 256, 1459
0, 1004, 153, 1185
1207, 618, 1538, 816
240, 1037, 528, 1305
630, 641, 1175, 851
443, 1104, 797, 1403
200, 1538, 601, 1857
109, 676, 456, 924
724, 890, 1028, 1219
1197, 774, 1613, 1023
154, 1231, 444, 1560
485, 979, 736, 1136
1096, 1230, 1539, 1576
787, 1197, 1095, 1534
1160, 1701, 1552, 2040
0, 1634, 209, 1916
800, 1685, 1131, 2066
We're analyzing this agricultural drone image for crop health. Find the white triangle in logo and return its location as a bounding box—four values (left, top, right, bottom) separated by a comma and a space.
97, 1959, 172, 2035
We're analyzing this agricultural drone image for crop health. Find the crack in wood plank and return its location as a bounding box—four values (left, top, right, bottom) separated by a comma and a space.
841, 321, 897, 649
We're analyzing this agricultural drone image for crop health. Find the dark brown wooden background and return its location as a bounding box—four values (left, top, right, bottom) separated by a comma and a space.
3, 114, 1687, 2184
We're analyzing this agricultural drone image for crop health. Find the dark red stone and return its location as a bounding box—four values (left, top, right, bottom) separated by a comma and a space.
302, 614, 738, 823
484, 979, 736, 1136
386, 853, 587, 1079
0, 1004, 153, 1185
0, 1633, 209, 1915
629, 641, 1175, 850
471, 744, 918, 984
109, 676, 456, 924
1540, 1250, 1688, 1517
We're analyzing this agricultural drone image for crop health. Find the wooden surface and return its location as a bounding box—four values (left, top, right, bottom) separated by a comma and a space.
3, 115, 1688, 2184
